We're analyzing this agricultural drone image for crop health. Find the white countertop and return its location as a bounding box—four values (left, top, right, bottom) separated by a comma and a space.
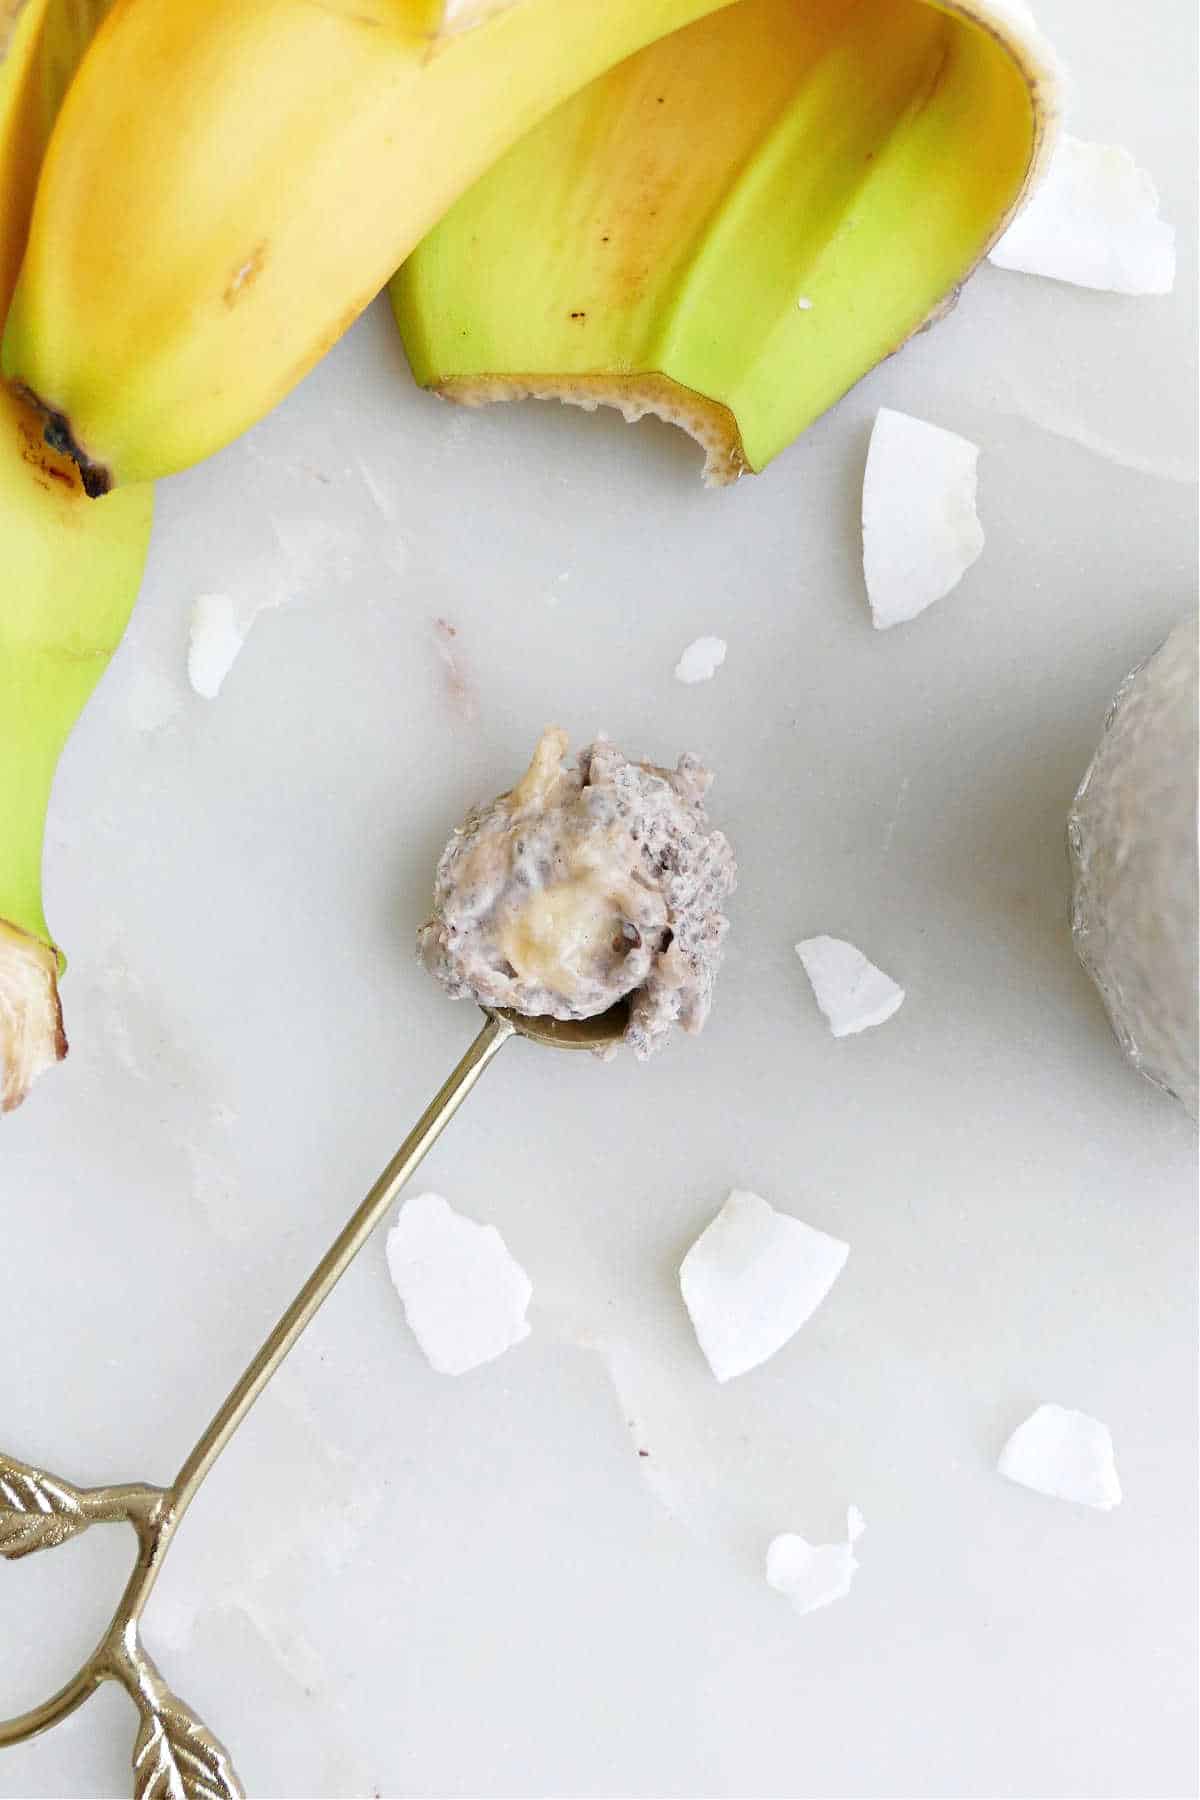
2, 1, 1196, 1793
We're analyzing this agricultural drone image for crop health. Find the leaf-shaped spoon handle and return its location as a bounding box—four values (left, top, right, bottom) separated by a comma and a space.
0, 1009, 518, 1795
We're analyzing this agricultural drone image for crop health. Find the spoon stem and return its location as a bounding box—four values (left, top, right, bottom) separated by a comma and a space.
0, 1009, 515, 1782
176, 1012, 513, 1514
139, 1009, 514, 1625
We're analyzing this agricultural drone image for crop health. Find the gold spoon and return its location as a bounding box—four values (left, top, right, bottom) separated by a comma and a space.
0, 999, 629, 1798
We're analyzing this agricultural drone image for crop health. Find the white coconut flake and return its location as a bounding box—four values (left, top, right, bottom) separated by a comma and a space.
674, 636, 727, 685
796, 296, 814, 311
187, 594, 247, 699
680, 1189, 849, 1383
385, 1192, 532, 1376
766, 1508, 866, 1616
989, 135, 1175, 295
795, 935, 905, 1038
862, 408, 984, 629
998, 1403, 1122, 1510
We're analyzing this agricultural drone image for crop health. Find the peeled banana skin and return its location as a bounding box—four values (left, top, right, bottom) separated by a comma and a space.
0, 0, 153, 1112
392, 0, 1059, 481
1, 0, 740, 495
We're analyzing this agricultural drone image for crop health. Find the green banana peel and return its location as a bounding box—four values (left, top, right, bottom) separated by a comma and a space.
1, 0, 153, 1112
392, 0, 1060, 481
2, 0, 740, 493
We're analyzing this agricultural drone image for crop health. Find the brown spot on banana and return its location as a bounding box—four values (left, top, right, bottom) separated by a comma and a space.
15, 413, 76, 492
6, 381, 112, 495
223, 242, 268, 306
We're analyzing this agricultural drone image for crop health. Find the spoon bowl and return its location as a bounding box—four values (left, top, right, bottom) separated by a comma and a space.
496, 998, 630, 1051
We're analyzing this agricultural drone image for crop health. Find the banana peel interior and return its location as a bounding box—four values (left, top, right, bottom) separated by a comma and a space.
392, 0, 1058, 480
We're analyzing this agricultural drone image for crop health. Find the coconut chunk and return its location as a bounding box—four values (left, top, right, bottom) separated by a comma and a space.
674, 636, 727, 684
187, 593, 246, 699
861, 408, 984, 629
989, 135, 1175, 295
998, 1403, 1122, 1510
766, 1508, 866, 1616
680, 1189, 849, 1383
795, 935, 905, 1037
385, 1192, 531, 1376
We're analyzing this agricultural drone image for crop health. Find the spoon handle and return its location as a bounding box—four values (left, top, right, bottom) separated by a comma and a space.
171, 1007, 515, 1516
0, 1009, 515, 1795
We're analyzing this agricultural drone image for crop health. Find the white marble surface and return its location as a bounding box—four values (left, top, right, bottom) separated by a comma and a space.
2, 1, 1196, 1793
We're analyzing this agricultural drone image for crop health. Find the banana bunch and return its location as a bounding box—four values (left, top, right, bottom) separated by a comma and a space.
393, 0, 1058, 480
1, 0, 736, 494
0, 0, 152, 1112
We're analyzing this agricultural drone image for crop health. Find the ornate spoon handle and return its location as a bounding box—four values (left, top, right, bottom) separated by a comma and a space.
1, 1010, 514, 1797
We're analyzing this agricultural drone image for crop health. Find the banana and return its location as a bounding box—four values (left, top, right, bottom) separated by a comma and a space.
1, 0, 153, 1111
391, 0, 1059, 481
2, 0, 739, 495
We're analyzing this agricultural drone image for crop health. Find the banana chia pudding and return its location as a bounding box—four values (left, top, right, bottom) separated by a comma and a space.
418, 728, 736, 1057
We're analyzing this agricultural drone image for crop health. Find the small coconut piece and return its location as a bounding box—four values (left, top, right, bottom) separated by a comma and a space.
385, 1192, 532, 1376
795, 935, 905, 1038
998, 1403, 1122, 1510
861, 408, 984, 630
766, 1507, 866, 1617
674, 636, 727, 685
680, 1188, 849, 1383
187, 593, 246, 699
989, 135, 1175, 295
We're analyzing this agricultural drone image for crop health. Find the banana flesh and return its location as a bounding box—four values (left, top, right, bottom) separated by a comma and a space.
392, 0, 1059, 480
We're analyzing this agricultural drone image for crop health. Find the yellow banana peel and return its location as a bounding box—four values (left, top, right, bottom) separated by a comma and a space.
0, 0, 152, 1112
392, 0, 1060, 480
2, 0, 741, 494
